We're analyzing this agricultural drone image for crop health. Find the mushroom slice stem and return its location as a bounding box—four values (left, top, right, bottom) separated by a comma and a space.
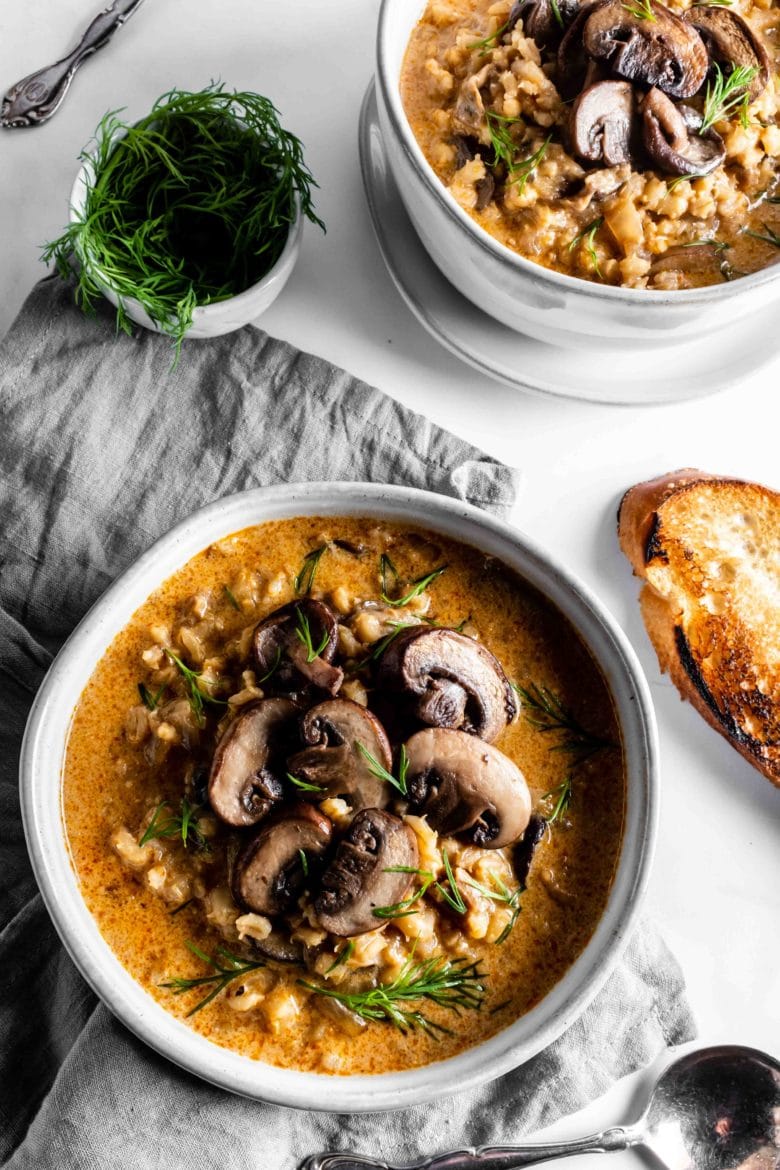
288, 698, 394, 811
232, 802, 333, 917
685, 7, 769, 103
377, 626, 517, 743
208, 698, 299, 828
571, 80, 636, 166
314, 809, 419, 936
642, 87, 725, 176
253, 599, 343, 696
404, 728, 531, 849
583, 0, 708, 99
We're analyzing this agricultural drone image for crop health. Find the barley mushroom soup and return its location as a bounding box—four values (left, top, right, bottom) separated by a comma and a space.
63, 518, 625, 1074
401, 0, 780, 288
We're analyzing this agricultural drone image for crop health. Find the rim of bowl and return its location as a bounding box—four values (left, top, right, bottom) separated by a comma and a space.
67, 144, 302, 321
376, 0, 780, 308
20, 482, 658, 1112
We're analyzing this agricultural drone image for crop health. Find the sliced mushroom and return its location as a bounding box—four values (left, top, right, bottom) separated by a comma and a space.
208, 698, 299, 828
404, 728, 531, 849
643, 86, 725, 176
571, 80, 637, 165
232, 802, 333, 917
583, 0, 708, 99
314, 809, 419, 936
558, 2, 609, 98
452, 63, 495, 138
686, 7, 769, 102
288, 698, 394, 811
251, 929, 304, 965
513, 813, 548, 887
253, 599, 343, 695
650, 241, 726, 275
377, 627, 517, 743
508, 0, 581, 48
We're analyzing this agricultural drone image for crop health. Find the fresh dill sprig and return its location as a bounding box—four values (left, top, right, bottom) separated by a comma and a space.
486, 114, 551, 195
299, 953, 486, 1035
378, 553, 448, 608
370, 620, 416, 660
377, 848, 467, 919
356, 742, 409, 796
138, 681, 166, 710
551, 0, 565, 27
423, 614, 471, 633
294, 605, 329, 662
41, 85, 325, 359
543, 775, 574, 825
324, 941, 355, 974
700, 63, 758, 133
468, 20, 509, 53
286, 771, 326, 794
696, 0, 733, 6
621, 0, 656, 20
164, 649, 225, 726
680, 238, 731, 252
161, 941, 266, 1016
223, 585, 241, 611
667, 171, 710, 191
568, 216, 605, 278
257, 646, 282, 684
464, 873, 523, 943
298, 849, 309, 876
139, 798, 208, 850
743, 223, 780, 248
513, 681, 614, 762
294, 545, 327, 596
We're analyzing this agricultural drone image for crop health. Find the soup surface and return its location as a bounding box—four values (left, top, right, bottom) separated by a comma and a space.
401, 0, 780, 289
63, 517, 625, 1074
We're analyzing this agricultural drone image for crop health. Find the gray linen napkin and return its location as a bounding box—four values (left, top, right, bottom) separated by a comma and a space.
0, 277, 695, 1169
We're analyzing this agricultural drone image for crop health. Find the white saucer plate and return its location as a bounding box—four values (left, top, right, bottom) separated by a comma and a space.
358, 82, 779, 406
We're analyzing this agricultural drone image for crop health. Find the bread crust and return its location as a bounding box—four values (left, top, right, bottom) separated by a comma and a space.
618, 469, 780, 788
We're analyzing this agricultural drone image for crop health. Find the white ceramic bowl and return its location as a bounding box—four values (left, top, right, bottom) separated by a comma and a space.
376, 0, 780, 351
20, 483, 658, 1111
68, 157, 302, 340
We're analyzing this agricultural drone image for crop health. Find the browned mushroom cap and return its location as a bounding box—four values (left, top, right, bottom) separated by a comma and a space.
288, 698, 393, 811
253, 599, 343, 696
558, 1, 609, 98
643, 87, 725, 175
583, 0, 708, 99
208, 698, 299, 828
314, 809, 419, 936
377, 627, 517, 743
232, 802, 333, 917
685, 7, 770, 102
571, 80, 637, 165
404, 728, 531, 849
508, 0, 581, 48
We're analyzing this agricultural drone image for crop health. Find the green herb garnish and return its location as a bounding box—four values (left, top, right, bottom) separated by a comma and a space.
286, 771, 326, 794
743, 223, 780, 248
138, 681, 166, 710
294, 605, 329, 662
681, 237, 731, 252
164, 649, 225, 726
513, 682, 614, 761
356, 742, 409, 796
378, 553, 448, 607
298, 849, 309, 876
486, 114, 551, 195
551, 0, 565, 28
568, 216, 604, 278
370, 620, 416, 660
543, 775, 574, 825
324, 941, 355, 975
223, 585, 241, 611
700, 63, 758, 133
667, 171, 711, 191
376, 850, 466, 920
42, 85, 325, 360
294, 545, 327, 596
299, 953, 485, 1035
161, 941, 266, 1016
468, 21, 509, 52
621, 0, 656, 20
139, 798, 208, 850
257, 646, 282, 684
465, 873, 523, 943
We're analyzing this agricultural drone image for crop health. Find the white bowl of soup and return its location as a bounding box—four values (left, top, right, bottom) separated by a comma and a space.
376, 0, 780, 350
20, 482, 657, 1111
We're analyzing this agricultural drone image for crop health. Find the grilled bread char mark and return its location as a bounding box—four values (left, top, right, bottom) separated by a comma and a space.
618, 468, 780, 788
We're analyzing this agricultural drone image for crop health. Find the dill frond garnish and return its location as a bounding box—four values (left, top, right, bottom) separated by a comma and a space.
551, 0, 565, 27
700, 63, 758, 133
542, 775, 574, 825
139, 798, 208, 850
376, 849, 466, 920
223, 585, 241, 611
743, 223, 780, 248
355, 742, 409, 796
370, 620, 416, 660
294, 605, 329, 662
621, 0, 656, 20
286, 771, 326, 794
681, 237, 731, 252
138, 681, 166, 710
41, 85, 325, 359
465, 873, 523, 943
486, 114, 552, 195
324, 941, 355, 975
294, 545, 327, 596
568, 216, 605, 278
468, 20, 509, 53
161, 942, 266, 1016
299, 953, 486, 1035
667, 172, 710, 191
257, 645, 282, 684
378, 553, 448, 607
164, 649, 225, 726
513, 682, 615, 762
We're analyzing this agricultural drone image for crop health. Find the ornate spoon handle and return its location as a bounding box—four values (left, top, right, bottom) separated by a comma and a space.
2, 0, 146, 128
300, 1127, 636, 1170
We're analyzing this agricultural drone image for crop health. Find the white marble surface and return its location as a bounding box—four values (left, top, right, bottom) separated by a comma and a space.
1, 0, 778, 1159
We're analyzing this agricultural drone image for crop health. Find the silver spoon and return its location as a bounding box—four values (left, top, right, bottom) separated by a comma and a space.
301, 1045, 780, 1170
1, 0, 145, 129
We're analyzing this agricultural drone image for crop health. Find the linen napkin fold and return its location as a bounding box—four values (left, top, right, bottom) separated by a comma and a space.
0, 277, 695, 1170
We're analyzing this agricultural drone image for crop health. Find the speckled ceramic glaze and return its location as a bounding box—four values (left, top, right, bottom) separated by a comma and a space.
20, 483, 658, 1111
68, 159, 302, 340
376, 0, 780, 351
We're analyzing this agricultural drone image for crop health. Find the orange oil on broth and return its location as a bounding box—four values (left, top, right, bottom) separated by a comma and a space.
63, 517, 625, 1074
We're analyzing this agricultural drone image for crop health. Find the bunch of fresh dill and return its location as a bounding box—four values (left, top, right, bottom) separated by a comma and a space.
43, 84, 324, 354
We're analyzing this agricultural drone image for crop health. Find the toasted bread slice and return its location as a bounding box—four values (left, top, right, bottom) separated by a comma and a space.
618, 469, 780, 787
